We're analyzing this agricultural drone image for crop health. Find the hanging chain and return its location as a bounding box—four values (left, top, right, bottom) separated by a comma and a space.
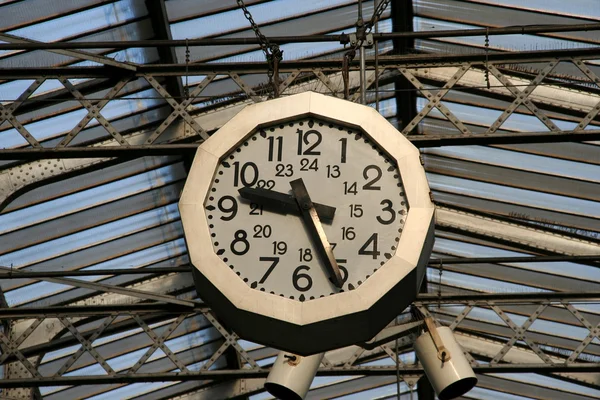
350, 0, 391, 53
185, 39, 190, 135
438, 260, 444, 310
237, 0, 283, 98
184, 39, 190, 98
344, 0, 392, 99
365, 0, 392, 35
342, 50, 354, 100
484, 27, 491, 89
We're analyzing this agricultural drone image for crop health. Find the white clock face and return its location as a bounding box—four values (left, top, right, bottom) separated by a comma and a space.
204, 118, 408, 302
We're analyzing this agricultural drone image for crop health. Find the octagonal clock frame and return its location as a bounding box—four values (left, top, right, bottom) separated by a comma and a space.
179, 91, 435, 355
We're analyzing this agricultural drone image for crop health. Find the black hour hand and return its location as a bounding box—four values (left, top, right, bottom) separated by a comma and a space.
238, 187, 336, 221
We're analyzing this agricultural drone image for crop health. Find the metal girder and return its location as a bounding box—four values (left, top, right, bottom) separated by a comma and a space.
58, 77, 131, 146
436, 206, 600, 256
3, 126, 600, 161
0, 266, 193, 279
144, 0, 184, 100
144, 75, 210, 141
485, 63, 560, 134
2, 294, 600, 385
0, 25, 599, 50
0, 255, 598, 279
0, 32, 136, 71
2, 292, 600, 318
2, 364, 600, 388
2, 127, 600, 161
2, 53, 600, 214
400, 65, 472, 135
0, 78, 44, 147
391, 0, 417, 131
0, 265, 198, 307
2, 47, 600, 79
1, 126, 600, 161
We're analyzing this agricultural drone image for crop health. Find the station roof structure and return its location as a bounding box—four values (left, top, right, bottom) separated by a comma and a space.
0, 0, 599, 399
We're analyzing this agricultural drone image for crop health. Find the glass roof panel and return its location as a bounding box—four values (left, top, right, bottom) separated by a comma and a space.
6, 1, 146, 42
1, 1, 599, 399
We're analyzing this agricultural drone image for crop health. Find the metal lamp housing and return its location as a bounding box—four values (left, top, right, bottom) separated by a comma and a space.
179, 91, 435, 355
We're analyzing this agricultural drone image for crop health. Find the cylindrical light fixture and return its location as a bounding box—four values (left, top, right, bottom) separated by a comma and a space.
265, 351, 324, 400
415, 326, 477, 400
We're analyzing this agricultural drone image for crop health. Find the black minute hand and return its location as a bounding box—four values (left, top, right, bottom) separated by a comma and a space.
238, 187, 336, 221
290, 178, 344, 288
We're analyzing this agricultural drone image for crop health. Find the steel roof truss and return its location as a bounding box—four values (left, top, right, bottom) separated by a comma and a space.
0, 328, 42, 378
379, 342, 419, 390
0, 78, 45, 148
277, 70, 301, 95
59, 316, 116, 376
229, 72, 262, 103
129, 314, 189, 374
399, 64, 472, 135
350, 67, 390, 103
314, 69, 340, 97
201, 311, 259, 370
426, 300, 600, 366
56, 314, 117, 376
564, 303, 600, 364
573, 59, 600, 131
59, 78, 130, 146
57, 77, 131, 147
144, 74, 210, 142
489, 303, 552, 365
145, 74, 216, 144
0, 318, 42, 365
486, 62, 560, 133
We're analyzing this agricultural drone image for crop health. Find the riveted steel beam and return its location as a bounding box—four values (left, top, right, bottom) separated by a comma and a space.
2, 363, 600, 388
2, 48, 600, 79
0, 24, 598, 50
2, 127, 600, 162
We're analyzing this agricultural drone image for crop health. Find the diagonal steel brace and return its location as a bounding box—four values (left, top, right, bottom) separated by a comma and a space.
59, 78, 130, 145
490, 304, 552, 364
58, 78, 130, 147
0, 79, 45, 147
486, 62, 559, 133
399, 65, 471, 135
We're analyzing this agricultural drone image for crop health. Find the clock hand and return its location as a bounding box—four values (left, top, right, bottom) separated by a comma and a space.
238, 186, 336, 221
289, 178, 344, 288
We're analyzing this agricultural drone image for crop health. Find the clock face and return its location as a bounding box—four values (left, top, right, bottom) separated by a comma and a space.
204, 117, 408, 301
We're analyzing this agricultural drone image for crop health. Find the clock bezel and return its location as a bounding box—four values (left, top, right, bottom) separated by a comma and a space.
179, 91, 435, 354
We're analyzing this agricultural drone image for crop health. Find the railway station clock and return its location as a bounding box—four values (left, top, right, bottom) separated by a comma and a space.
179, 91, 435, 355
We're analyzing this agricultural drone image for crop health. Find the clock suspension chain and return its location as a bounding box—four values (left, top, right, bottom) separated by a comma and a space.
438, 259, 444, 312
236, 0, 283, 98
346, 0, 392, 102
185, 39, 190, 136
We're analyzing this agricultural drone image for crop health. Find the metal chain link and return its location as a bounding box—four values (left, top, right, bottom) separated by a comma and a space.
365, 0, 392, 34
236, 0, 283, 98
438, 260, 444, 311
351, 0, 392, 52
343, 0, 392, 98
485, 27, 491, 89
